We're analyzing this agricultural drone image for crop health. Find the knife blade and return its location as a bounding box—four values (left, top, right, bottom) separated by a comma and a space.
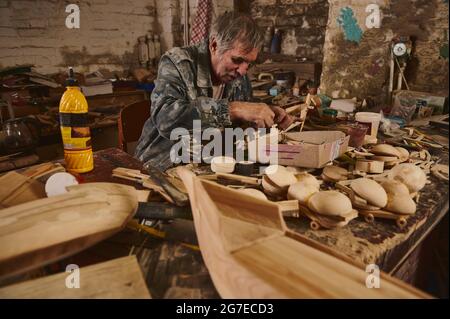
135, 202, 192, 220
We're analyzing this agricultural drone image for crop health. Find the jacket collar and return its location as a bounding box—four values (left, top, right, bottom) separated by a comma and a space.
196, 40, 213, 88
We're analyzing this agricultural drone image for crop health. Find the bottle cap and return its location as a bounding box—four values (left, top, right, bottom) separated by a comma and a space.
65, 67, 78, 87
323, 108, 338, 116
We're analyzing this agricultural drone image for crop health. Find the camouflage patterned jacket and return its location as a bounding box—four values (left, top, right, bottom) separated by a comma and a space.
134, 40, 253, 171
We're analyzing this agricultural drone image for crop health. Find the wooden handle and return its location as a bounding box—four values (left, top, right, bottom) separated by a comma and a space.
258, 72, 274, 81
216, 173, 260, 186
144, 163, 189, 207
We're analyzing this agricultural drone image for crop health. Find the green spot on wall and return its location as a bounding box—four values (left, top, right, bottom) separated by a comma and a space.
440, 29, 449, 59
337, 7, 363, 44
440, 44, 449, 59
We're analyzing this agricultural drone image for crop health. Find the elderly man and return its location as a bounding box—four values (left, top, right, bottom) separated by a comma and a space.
135, 12, 294, 170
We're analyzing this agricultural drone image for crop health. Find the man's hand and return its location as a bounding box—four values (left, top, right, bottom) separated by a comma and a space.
229, 101, 275, 128
272, 106, 294, 130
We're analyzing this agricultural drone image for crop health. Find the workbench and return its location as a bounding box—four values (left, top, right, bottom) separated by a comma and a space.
4, 130, 448, 298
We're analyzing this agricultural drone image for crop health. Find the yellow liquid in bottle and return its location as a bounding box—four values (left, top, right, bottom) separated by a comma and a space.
59, 86, 94, 173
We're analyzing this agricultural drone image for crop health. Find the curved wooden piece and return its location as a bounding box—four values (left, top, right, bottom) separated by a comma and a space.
0, 183, 139, 280
177, 167, 430, 298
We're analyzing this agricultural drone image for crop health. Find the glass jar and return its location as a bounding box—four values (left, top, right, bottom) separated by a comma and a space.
347, 124, 368, 148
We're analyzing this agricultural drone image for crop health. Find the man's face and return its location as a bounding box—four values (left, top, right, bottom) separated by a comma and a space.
210, 39, 259, 84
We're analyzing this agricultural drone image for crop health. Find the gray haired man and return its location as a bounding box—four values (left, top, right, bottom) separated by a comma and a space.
135, 12, 294, 170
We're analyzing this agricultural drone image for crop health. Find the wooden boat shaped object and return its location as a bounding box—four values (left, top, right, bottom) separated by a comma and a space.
177, 167, 430, 298
0, 183, 146, 280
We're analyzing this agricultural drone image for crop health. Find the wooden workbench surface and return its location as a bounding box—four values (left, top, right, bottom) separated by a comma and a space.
81, 135, 448, 297
4, 128, 447, 297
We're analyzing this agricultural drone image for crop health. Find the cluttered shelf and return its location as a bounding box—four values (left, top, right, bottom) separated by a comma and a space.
1, 66, 150, 132
0, 65, 151, 166
37, 89, 150, 138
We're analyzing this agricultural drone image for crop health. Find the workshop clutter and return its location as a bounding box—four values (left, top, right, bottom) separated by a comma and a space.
249, 58, 448, 139
355, 112, 381, 144
390, 90, 448, 123
166, 124, 445, 231
0, 63, 152, 172
0, 64, 153, 125
248, 130, 349, 168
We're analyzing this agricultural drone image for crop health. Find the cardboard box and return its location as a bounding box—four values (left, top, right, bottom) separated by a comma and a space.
248, 131, 349, 168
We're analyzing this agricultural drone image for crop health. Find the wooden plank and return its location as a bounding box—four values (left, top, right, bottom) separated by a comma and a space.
0, 183, 139, 280
0, 256, 151, 298
21, 162, 55, 178
177, 167, 430, 298
0, 164, 67, 208
0, 178, 46, 208
0, 172, 31, 205
0, 154, 39, 173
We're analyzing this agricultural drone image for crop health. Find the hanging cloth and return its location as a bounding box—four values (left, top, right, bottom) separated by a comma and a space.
190, 0, 213, 45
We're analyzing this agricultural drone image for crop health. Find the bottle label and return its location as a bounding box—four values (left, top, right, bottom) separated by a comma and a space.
60, 126, 92, 150
59, 112, 91, 150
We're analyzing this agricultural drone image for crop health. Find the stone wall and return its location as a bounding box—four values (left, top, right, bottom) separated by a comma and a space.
249, 0, 330, 61
2, 0, 447, 100
320, 0, 449, 105
0, 0, 157, 74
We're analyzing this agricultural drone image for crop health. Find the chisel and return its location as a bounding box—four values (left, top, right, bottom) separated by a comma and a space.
134, 202, 192, 220
144, 163, 189, 206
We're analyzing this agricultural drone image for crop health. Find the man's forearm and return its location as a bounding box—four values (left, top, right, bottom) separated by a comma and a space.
152, 95, 234, 139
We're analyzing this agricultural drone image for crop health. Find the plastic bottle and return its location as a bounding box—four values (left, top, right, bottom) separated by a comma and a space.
154, 34, 161, 63
138, 36, 149, 67
59, 67, 94, 173
263, 25, 274, 53
292, 76, 300, 97
270, 28, 282, 54
146, 32, 155, 68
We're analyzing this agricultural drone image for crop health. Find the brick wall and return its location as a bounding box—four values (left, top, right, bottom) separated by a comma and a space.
0, 0, 157, 74
320, 0, 449, 105
250, 0, 329, 61
155, 0, 181, 52
0, 0, 233, 74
